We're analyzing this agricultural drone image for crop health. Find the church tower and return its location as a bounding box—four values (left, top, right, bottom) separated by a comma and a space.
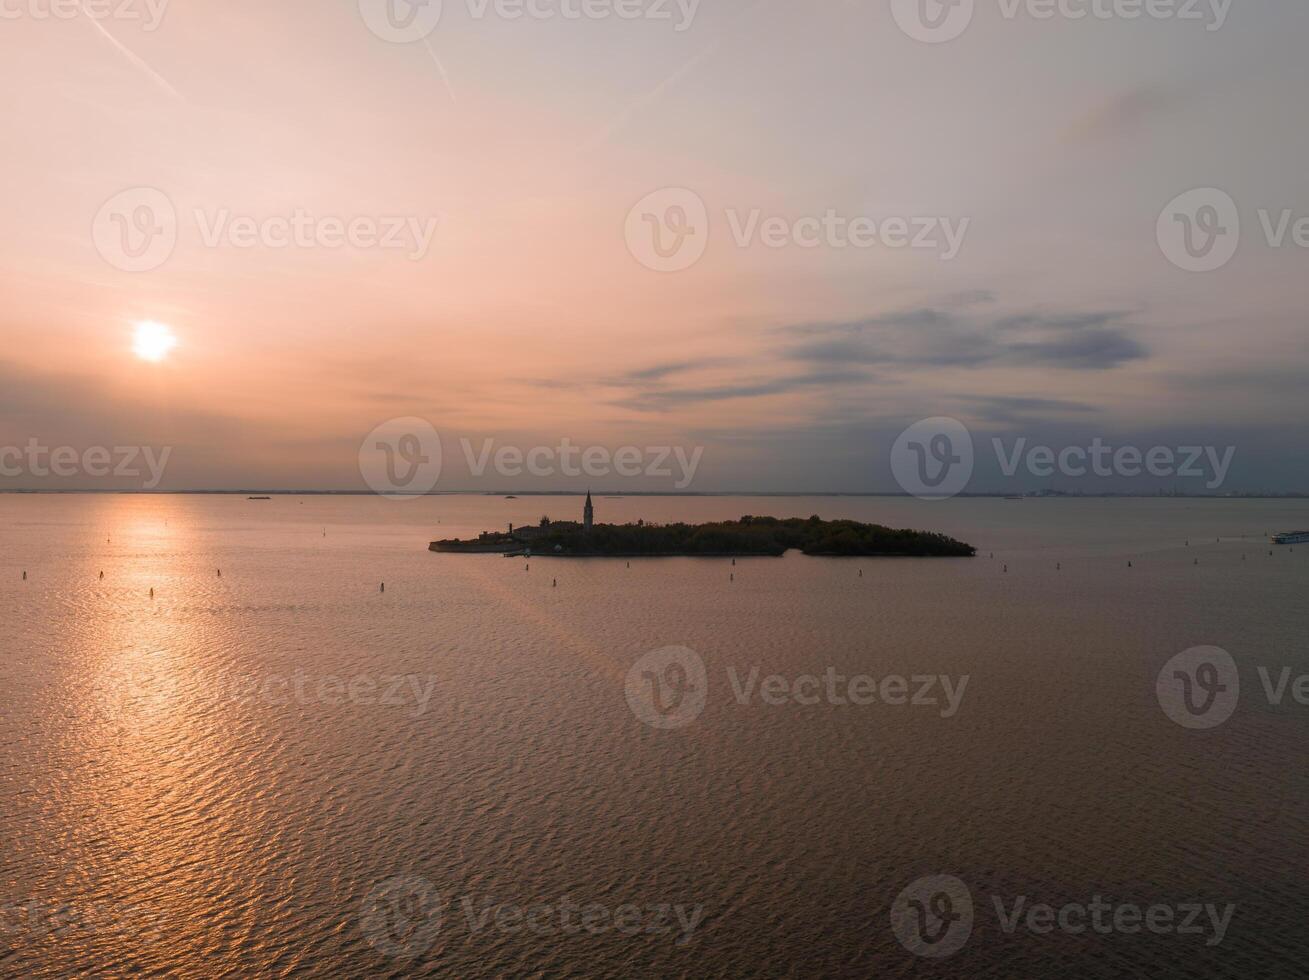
583, 490, 594, 531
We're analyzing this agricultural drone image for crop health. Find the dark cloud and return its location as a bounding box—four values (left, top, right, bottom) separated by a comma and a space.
1065, 84, 1189, 144
621, 360, 730, 382
612, 369, 872, 412
959, 395, 1099, 425
785, 307, 1148, 371
592, 303, 1145, 425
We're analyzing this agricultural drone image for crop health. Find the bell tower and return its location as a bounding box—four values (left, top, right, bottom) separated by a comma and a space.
583, 490, 594, 531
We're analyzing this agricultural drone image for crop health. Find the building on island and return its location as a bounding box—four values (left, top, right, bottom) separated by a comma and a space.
505, 493, 594, 543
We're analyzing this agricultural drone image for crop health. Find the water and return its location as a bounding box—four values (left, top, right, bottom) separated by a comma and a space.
2, 494, 1307, 977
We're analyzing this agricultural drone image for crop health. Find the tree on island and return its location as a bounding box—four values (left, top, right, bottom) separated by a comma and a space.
520, 516, 974, 557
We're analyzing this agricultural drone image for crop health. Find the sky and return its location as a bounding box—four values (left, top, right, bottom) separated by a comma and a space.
1, 0, 1306, 493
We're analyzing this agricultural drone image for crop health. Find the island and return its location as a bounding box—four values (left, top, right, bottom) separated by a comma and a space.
430, 494, 974, 559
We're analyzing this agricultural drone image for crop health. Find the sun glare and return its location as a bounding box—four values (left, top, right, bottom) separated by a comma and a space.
133, 321, 178, 363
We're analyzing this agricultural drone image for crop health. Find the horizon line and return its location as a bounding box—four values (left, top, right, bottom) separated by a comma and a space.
2, 490, 1308, 499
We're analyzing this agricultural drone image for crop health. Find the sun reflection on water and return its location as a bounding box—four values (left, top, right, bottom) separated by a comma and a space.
47, 496, 265, 972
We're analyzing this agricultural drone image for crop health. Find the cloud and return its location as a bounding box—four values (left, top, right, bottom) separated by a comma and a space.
784, 307, 1148, 371
580, 301, 1146, 425
612, 369, 872, 412
1063, 84, 1188, 144
622, 359, 730, 383
959, 395, 1099, 425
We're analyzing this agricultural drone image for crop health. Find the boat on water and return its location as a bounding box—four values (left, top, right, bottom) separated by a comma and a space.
248, 496, 272, 500
1271, 530, 1309, 545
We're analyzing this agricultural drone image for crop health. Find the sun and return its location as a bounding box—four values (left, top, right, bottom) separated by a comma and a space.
133, 321, 178, 363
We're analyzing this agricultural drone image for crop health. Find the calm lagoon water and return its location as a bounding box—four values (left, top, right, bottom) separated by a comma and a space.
2, 494, 1307, 977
